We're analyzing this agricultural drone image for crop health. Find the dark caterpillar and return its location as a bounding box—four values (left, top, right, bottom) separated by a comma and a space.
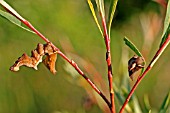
10, 42, 57, 74
128, 55, 145, 81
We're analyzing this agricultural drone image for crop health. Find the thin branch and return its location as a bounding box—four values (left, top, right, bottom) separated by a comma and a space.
101, 12, 116, 113
25, 20, 111, 107
119, 34, 170, 113
58, 51, 111, 107
0, 1, 111, 109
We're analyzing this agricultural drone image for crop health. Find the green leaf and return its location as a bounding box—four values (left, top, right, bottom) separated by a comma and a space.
160, 24, 170, 47
144, 94, 151, 112
124, 37, 143, 57
0, 0, 25, 21
160, 0, 170, 47
0, 9, 21, 25
0, 1, 35, 34
108, 0, 118, 37
163, 0, 170, 37
87, 0, 103, 37
159, 91, 170, 113
0, 10, 35, 34
113, 83, 133, 113
132, 96, 142, 113
148, 110, 151, 113
124, 37, 145, 75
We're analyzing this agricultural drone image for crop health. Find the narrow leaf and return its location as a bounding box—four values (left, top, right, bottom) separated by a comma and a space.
163, 0, 170, 37
160, 0, 170, 47
159, 91, 170, 113
0, 0, 25, 21
124, 37, 146, 76
124, 37, 143, 57
95, 0, 105, 17
95, 0, 99, 10
144, 94, 151, 112
0, 1, 35, 34
0, 9, 21, 25
0, 10, 35, 33
160, 24, 170, 47
108, 0, 118, 37
133, 96, 142, 113
113, 83, 133, 112
87, 0, 103, 37
148, 110, 151, 113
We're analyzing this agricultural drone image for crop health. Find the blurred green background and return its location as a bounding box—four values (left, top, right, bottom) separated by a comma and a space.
0, 0, 169, 113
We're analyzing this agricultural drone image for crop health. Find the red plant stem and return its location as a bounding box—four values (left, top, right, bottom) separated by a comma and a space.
22, 20, 111, 108
101, 14, 115, 113
22, 21, 51, 43
58, 51, 111, 106
119, 34, 170, 113
0, 2, 111, 109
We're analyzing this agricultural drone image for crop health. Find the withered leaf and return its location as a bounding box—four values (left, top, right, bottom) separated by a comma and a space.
10, 42, 58, 74
10, 53, 38, 71
37, 43, 44, 55
43, 53, 57, 74
31, 50, 42, 61
44, 42, 56, 55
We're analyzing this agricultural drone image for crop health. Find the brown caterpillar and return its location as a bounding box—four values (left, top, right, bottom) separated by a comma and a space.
128, 55, 145, 81
10, 42, 57, 74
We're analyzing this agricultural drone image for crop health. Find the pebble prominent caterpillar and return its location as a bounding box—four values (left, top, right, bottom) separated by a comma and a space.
10, 42, 57, 74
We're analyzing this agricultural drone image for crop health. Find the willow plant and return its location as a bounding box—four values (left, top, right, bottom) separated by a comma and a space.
0, 0, 169, 113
